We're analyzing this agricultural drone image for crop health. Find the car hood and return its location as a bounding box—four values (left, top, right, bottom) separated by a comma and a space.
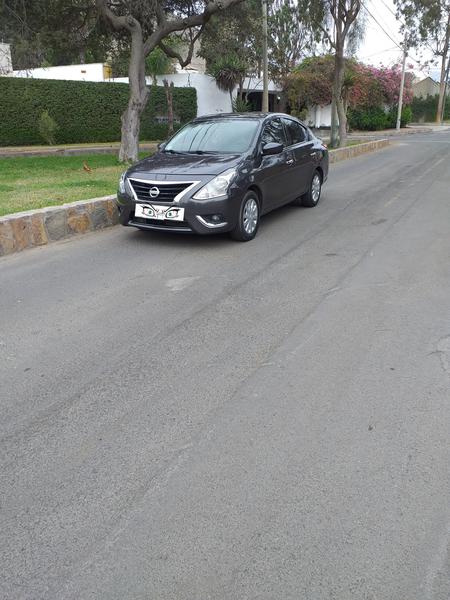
128, 152, 243, 177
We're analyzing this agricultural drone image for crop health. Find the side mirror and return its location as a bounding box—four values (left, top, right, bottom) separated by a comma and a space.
158, 141, 167, 151
262, 142, 283, 156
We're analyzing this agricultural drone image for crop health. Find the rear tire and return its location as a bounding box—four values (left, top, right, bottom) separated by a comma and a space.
301, 170, 322, 207
230, 191, 260, 242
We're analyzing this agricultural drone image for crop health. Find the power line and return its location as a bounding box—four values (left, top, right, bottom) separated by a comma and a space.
361, 2, 403, 51
373, 0, 439, 61
361, 1, 431, 77
377, 0, 397, 20
360, 45, 398, 59
367, 1, 402, 46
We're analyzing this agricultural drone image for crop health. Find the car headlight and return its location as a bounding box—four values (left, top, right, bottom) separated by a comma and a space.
119, 172, 127, 194
193, 168, 237, 200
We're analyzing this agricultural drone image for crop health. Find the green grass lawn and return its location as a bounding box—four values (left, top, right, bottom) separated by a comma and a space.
0, 152, 151, 217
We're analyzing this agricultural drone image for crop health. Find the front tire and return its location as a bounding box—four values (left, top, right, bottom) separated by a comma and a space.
230, 191, 260, 242
301, 170, 322, 207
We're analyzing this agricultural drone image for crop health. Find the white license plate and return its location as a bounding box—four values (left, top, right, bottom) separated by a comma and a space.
135, 203, 185, 221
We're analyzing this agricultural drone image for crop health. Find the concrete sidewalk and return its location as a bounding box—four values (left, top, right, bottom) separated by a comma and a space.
351, 124, 450, 137
315, 123, 450, 141
0, 141, 158, 158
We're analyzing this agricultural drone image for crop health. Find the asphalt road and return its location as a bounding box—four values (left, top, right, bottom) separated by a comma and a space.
1, 131, 450, 600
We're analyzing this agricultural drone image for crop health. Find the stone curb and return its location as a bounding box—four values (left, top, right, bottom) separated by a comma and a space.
0, 195, 118, 257
329, 138, 390, 163
0, 138, 391, 257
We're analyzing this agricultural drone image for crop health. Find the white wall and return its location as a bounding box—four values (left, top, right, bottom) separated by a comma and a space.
0, 42, 12, 74
156, 73, 232, 116
113, 72, 232, 116
305, 104, 332, 128
12, 63, 108, 82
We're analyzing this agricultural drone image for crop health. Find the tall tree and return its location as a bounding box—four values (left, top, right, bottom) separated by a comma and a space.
268, 0, 320, 87
304, 0, 363, 147
0, 0, 108, 68
200, 0, 321, 111
394, 0, 450, 124
96, 0, 245, 163
199, 0, 262, 95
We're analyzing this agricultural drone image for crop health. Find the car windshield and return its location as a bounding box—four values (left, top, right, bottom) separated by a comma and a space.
164, 119, 259, 154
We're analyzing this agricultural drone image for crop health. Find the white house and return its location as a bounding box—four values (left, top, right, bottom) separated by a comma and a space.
112, 72, 283, 117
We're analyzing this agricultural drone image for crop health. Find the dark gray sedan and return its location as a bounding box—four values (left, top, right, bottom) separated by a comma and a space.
117, 113, 329, 241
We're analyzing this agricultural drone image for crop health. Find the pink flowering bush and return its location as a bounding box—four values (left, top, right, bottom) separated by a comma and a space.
286, 56, 413, 129
364, 64, 414, 107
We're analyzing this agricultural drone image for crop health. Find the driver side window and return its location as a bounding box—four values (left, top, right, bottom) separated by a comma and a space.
261, 118, 287, 147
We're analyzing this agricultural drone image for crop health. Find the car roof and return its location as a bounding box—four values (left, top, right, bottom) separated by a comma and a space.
193, 112, 298, 123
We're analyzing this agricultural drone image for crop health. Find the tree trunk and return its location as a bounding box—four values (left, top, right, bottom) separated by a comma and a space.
119, 94, 148, 163
436, 15, 450, 124
238, 79, 244, 100
330, 97, 338, 148
164, 79, 174, 137
333, 51, 347, 148
119, 26, 149, 163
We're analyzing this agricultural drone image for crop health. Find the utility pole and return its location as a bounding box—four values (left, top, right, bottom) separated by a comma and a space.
436, 13, 450, 124
262, 0, 269, 113
396, 41, 408, 131
439, 52, 450, 124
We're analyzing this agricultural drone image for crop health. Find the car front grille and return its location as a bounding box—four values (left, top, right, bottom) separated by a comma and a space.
128, 179, 193, 203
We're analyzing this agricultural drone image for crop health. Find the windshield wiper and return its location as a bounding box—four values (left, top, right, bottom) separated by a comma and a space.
163, 149, 186, 154
185, 150, 221, 155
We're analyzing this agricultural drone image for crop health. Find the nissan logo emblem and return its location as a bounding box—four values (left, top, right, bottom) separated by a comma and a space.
149, 186, 160, 198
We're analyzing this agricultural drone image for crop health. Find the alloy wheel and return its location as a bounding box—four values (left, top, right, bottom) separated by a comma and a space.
311, 173, 321, 203
243, 197, 259, 235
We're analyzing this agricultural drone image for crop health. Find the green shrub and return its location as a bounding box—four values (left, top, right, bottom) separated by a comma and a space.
291, 107, 309, 121
348, 106, 389, 131
386, 105, 412, 128
0, 77, 197, 146
232, 96, 251, 112
411, 94, 450, 122
348, 104, 412, 131
401, 105, 413, 126
38, 110, 59, 144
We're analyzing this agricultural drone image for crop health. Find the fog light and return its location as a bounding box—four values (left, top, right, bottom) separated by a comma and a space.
202, 214, 224, 224
196, 214, 228, 228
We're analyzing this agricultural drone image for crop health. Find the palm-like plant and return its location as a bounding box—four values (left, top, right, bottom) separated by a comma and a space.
209, 55, 247, 103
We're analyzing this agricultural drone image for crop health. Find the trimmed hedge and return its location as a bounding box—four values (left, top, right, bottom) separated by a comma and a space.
0, 77, 197, 145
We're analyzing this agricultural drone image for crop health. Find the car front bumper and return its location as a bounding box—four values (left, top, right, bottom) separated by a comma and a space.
117, 189, 241, 235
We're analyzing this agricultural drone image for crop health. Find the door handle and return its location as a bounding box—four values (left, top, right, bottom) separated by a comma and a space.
286, 158, 294, 166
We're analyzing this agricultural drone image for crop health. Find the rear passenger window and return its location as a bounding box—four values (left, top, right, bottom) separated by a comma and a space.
261, 118, 287, 147
282, 118, 307, 146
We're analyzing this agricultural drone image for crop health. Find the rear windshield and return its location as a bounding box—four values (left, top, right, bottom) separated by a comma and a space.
165, 119, 259, 154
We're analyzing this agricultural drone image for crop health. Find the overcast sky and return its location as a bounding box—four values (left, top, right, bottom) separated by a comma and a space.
355, 0, 440, 80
